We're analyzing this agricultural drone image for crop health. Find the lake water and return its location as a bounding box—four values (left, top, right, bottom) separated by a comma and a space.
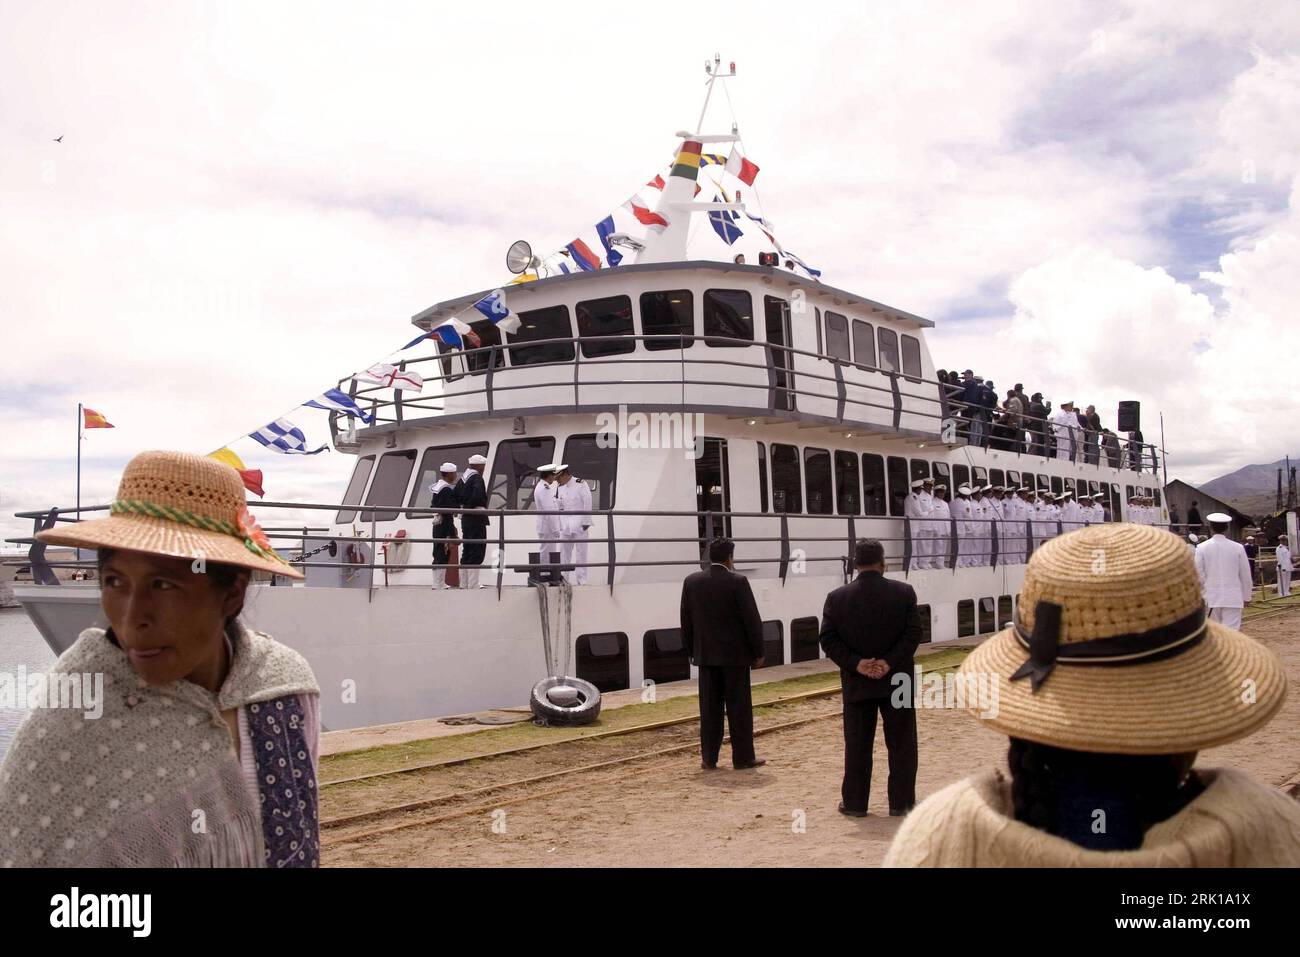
0, 607, 57, 760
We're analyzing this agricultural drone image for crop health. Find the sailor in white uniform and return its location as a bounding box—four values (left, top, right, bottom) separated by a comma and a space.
1048, 493, 1065, 539
968, 485, 989, 566
987, 486, 1007, 565
1049, 401, 1079, 461
1086, 493, 1105, 525
929, 484, 952, 569
1276, 535, 1292, 598
533, 463, 560, 564
952, 485, 974, 567
904, 478, 931, 570
1060, 490, 1082, 532
1194, 513, 1253, 629
1004, 487, 1026, 563
1187, 532, 1199, 556
553, 464, 594, 584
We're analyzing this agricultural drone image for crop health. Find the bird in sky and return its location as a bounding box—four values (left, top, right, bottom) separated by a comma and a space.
53, 135, 63, 143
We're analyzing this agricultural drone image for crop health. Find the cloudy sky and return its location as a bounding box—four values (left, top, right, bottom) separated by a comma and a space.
2, 0, 1299, 546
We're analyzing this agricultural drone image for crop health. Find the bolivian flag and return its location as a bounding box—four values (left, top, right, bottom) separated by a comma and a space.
208, 447, 265, 498
82, 408, 114, 429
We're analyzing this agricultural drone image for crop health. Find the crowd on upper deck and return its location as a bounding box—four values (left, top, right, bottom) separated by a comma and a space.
935, 369, 1155, 472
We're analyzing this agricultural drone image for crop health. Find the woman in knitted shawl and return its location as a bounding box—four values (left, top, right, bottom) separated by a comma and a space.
0, 451, 320, 867
885, 523, 1300, 867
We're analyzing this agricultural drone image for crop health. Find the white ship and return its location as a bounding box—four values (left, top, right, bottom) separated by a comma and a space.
9, 62, 1168, 731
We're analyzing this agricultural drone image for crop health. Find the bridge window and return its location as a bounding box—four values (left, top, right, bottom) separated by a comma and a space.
917, 604, 932, 644
878, 327, 900, 374
901, 334, 922, 379
407, 442, 490, 518
1153, 487, 1162, 507
911, 459, 931, 482
954, 464, 970, 493
641, 290, 694, 350
465, 320, 505, 374
852, 318, 876, 368
335, 455, 375, 524
1007, 470, 1021, 490
804, 448, 833, 515
771, 443, 802, 513
863, 454, 887, 516
835, 451, 860, 515
703, 289, 753, 346
887, 455, 909, 517
643, 629, 690, 684
562, 434, 618, 509
973, 467, 988, 490
359, 449, 417, 523
1038, 473, 1049, 492
757, 442, 769, 513
934, 462, 951, 496
488, 438, 556, 510
791, 616, 821, 662
1110, 483, 1121, 520
991, 469, 1005, 489
978, 597, 996, 634
576, 633, 629, 693
1051, 476, 1063, 495
508, 305, 575, 365
577, 295, 635, 358
824, 311, 850, 361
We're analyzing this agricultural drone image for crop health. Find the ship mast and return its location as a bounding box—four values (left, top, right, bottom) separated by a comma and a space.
633, 54, 747, 265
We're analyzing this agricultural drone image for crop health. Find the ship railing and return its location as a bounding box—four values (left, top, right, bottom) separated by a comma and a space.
6, 500, 1164, 596
335, 333, 1165, 473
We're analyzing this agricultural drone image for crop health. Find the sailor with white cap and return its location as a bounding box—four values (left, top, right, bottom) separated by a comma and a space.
987, 486, 1007, 566
1194, 513, 1253, 629
1187, 531, 1199, 556
459, 453, 490, 588
1004, 487, 1027, 563
553, 463, 594, 584
905, 478, 931, 571
1050, 401, 1078, 461
952, 485, 974, 567
1060, 489, 1082, 532
929, 483, 952, 568
534, 463, 561, 566
1276, 535, 1293, 598
968, 484, 989, 566
430, 461, 462, 589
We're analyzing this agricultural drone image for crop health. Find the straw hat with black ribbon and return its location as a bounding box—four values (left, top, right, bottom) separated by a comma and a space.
36, 450, 304, 580
960, 523, 1285, 755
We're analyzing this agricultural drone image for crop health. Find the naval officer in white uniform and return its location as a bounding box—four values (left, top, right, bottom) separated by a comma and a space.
533, 463, 560, 565
1194, 512, 1253, 630
904, 479, 932, 570
553, 464, 594, 584
1276, 535, 1292, 598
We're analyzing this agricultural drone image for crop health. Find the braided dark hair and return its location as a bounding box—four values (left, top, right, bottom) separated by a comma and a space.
1007, 738, 1202, 851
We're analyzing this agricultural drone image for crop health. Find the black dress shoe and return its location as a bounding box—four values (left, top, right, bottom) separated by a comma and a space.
889, 806, 913, 817
838, 802, 868, 818
701, 760, 718, 770
733, 758, 767, 770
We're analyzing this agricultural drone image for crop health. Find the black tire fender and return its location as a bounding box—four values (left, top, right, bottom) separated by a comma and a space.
530, 676, 601, 726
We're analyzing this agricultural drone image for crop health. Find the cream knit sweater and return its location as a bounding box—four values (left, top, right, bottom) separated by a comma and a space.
0, 623, 318, 867
884, 767, 1300, 867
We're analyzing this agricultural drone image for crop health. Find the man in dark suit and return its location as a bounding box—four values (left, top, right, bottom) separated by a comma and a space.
820, 539, 922, 817
458, 453, 490, 589
680, 537, 766, 770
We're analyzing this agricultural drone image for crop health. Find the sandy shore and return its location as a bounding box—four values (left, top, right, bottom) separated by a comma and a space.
325, 606, 1300, 867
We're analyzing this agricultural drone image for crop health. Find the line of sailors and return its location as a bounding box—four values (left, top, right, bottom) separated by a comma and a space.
428, 458, 595, 587
1125, 493, 1163, 526
905, 477, 1108, 571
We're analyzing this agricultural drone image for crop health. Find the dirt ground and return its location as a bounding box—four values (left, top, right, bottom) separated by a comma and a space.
325, 607, 1300, 867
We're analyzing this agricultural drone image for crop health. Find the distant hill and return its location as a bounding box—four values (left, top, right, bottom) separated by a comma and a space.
1198, 456, 1298, 518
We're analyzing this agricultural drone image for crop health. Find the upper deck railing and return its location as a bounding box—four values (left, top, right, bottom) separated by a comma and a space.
333, 333, 1164, 473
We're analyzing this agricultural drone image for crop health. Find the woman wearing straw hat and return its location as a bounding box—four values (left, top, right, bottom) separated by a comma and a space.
884, 523, 1300, 866
0, 451, 321, 867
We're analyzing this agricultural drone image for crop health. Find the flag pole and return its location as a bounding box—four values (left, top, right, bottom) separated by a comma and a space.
76, 402, 82, 517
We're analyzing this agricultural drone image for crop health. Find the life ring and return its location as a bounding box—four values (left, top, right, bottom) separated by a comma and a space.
529, 676, 601, 726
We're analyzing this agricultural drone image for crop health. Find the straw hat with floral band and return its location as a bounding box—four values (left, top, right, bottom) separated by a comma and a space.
959, 522, 1286, 754
36, 450, 303, 580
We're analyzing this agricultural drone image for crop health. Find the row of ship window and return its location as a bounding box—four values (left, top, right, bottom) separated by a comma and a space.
430, 289, 924, 378
577, 598, 1012, 691
334, 437, 1163, 526
754, 445, 1162, 517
